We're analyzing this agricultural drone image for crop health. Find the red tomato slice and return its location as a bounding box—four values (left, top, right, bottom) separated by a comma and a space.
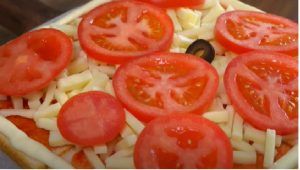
215, 11, 298, 56
134, 114, 233, 168
0, 29, 72, 96
224, 51, 298, 135
136, 0, 204, 8
78, 0, 174, 64
57, 91, 125, 146
113, 52, 219, 122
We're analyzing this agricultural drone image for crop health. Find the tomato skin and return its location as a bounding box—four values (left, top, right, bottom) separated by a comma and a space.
78, 0, 174, 64
134, 114, 233, 168
57, 91, 125, 146
215, 11, 298, 56
0, 28, 72, 96
224, 51, 298, 135
113, 52, 219, 122
136, 0, 205, 8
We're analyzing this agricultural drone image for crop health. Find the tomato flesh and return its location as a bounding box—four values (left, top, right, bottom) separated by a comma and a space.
0, 29, 72, 96
136, 0, 205, 8
224, 51, 298, 135
215, 11, 298, 56
57, 91, 125, 146
113, 53, 219, 122
78, 0, 174, 64
72, 151, 93, 169
134, 114, 233, 168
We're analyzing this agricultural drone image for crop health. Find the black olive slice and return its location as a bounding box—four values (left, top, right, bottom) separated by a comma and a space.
185, 39, 215, 63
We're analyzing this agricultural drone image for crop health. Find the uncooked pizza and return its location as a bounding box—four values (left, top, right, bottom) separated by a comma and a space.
0, 0, 298, 169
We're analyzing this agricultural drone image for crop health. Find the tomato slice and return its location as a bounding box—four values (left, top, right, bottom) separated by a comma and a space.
0, 29, 72, 96
57, 91, 125, 146
113, 53, 219, 122
136, 0, 204, 8
78, 0, 174, 64
215, 11, 298, 56
224, 51, 298, 135
134, 114, 233, 168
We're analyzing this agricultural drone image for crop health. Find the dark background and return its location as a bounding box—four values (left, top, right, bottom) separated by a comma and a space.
0, 0, 298, 44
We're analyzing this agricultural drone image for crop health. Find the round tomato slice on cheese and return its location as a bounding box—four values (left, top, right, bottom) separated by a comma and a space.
78, 0, 174, 64
134, 114, 233, 168
113, 53, 219, 122
57, 91, 125, 146
136, 0, 204, 8
0, 28, 72, 96
224, 51, 298, 135
215, 11, 298, 56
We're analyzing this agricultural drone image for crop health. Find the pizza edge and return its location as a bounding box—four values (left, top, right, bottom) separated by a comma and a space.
0, 132, 47, 169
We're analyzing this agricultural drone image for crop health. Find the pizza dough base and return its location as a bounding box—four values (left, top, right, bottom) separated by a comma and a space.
0, 133, 47, 169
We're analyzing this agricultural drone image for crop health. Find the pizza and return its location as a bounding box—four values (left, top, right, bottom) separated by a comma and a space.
0, 0, 298, 169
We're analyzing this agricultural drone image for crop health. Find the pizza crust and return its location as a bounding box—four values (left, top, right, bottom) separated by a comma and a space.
0, 132, 47, 169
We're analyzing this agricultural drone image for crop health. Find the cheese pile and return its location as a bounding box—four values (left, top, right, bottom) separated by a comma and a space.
0, 0, 298, 169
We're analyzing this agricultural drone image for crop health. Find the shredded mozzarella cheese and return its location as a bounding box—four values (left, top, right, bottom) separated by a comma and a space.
39, 82, 56, 110
115, 135, 137, 151
167, 10, 182, 32
0, 116, 73, 168
68, 55, 89, 74
83, 148, 105, 169
202, 2, 225, 24
94, 144, 107, 154
49, 130, 71, 147
0, 109, 35, 119
231, 139, 255, 152
233, 151, 257, 164
125, 111, 145, 134
54, 89, 69, 105
35, 103, 61, 119
203, 110, 229, 123
271, 144, 298, 169
176, 8, 201, 30
263, 129, 276, 168
36, 118, 58, 131
105, 157, 135, 169
11, 97, 23, 109
58, 70, 93, 92
121, 125, 135, 138
109, 148, 134, 159
252, 142, 265, 155
232, 113, 244, 140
